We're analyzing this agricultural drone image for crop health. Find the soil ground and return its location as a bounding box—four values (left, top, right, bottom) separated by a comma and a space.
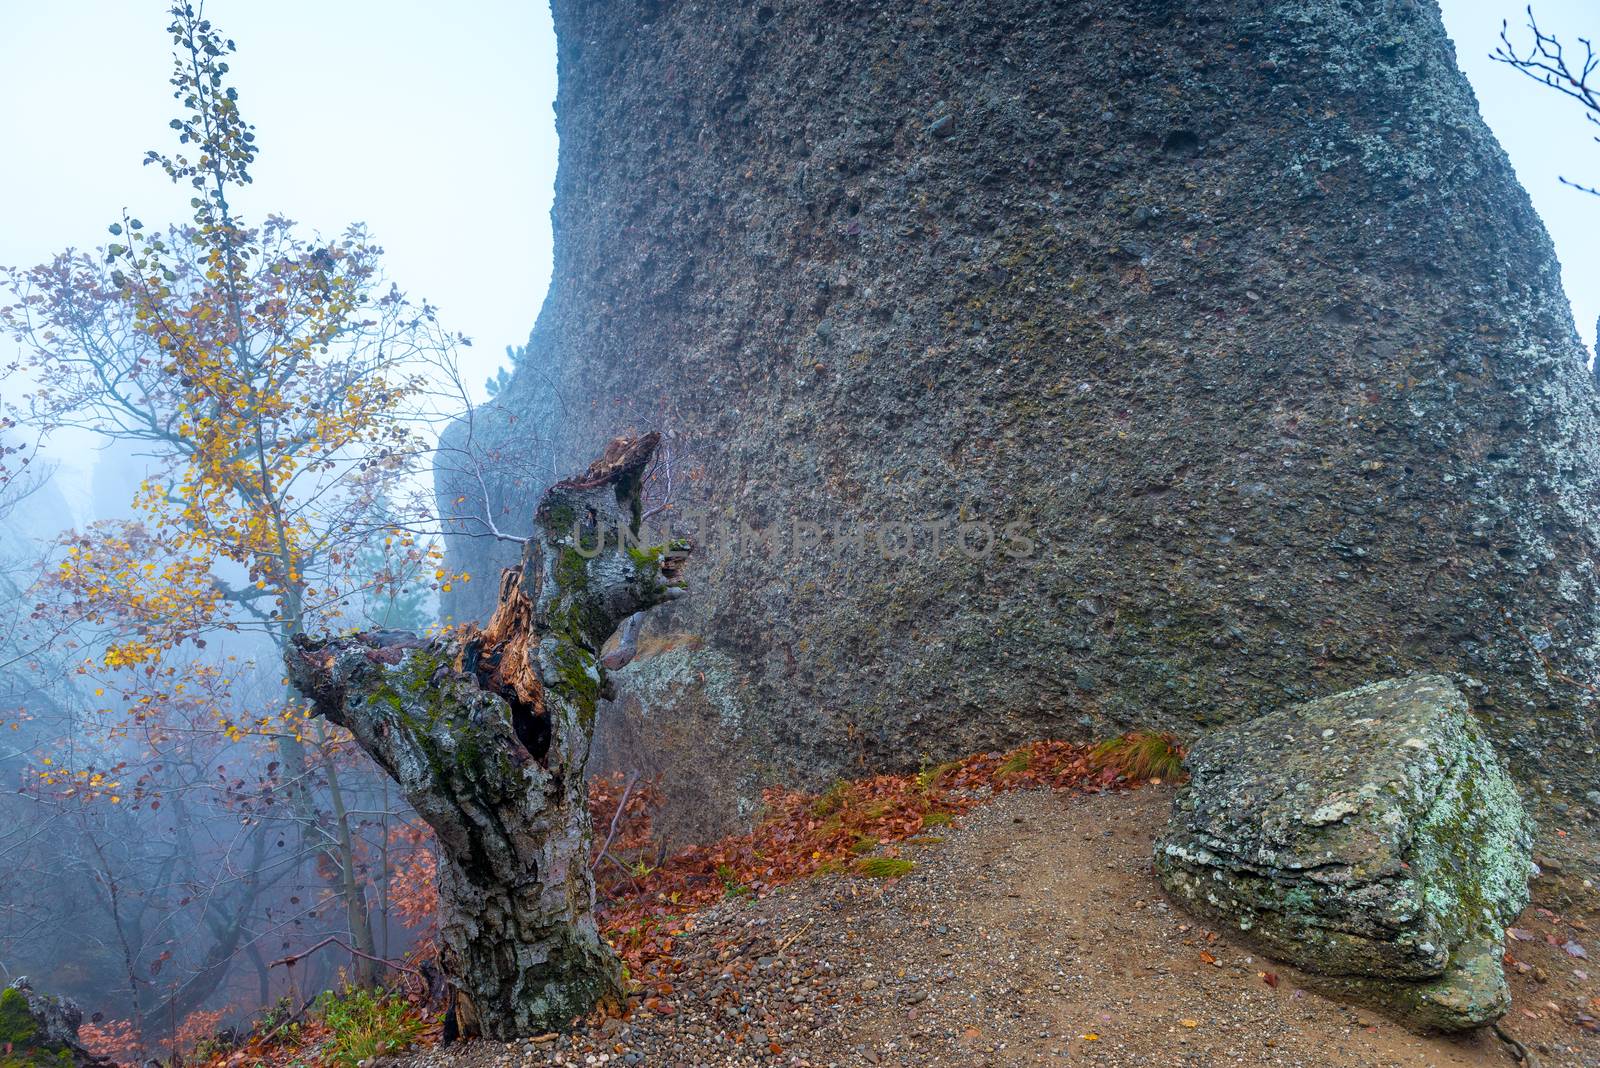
399, 786, 1600, 1068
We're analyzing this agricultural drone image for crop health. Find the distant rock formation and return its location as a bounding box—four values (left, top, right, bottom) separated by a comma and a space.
449, 0, 1600, 812
1155, 675, 1534, 1031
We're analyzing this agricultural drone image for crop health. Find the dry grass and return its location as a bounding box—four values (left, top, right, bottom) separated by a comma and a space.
1089, 730, 1185, 781
996, 750, 1033, 774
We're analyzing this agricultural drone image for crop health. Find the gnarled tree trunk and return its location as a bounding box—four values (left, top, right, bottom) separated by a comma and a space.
287, 434, 687, 1039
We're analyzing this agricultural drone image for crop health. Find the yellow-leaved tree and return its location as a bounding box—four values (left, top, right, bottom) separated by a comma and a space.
2, 2, 466, 987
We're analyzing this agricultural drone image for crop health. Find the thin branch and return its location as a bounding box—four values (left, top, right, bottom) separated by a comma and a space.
592, 771, 640, 870
267, 934, 421, 979
1493, 6, 1600, 196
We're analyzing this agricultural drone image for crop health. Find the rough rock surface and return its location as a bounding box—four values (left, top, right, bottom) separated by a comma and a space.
449, 0, 1600, 811
0, 978, 103, 1066
1155, 675, 1536, 1031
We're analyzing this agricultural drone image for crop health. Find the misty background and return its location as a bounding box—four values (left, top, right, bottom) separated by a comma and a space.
0, 0, 1598, 1055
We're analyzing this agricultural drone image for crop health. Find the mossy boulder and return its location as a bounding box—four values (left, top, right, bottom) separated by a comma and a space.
0, 981, 101, 1066
1154, 675, 1535, 1032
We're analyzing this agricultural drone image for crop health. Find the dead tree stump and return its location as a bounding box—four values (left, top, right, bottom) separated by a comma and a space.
288, 434, 687, 1038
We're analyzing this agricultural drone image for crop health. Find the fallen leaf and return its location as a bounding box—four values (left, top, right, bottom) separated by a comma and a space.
1261, 971, 1280, 988
1180, 1018, 1199, 1028
1565, 940, 1589, 960
1507, 927, 1536, 942
1081, 1033, 1100, 1041
1199, 950, 1218, 965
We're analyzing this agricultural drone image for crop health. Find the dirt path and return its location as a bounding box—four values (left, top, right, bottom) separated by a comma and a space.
400, 786, 1597, 1067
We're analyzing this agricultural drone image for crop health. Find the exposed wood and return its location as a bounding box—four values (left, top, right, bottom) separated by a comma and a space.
287, 433, 688, 1038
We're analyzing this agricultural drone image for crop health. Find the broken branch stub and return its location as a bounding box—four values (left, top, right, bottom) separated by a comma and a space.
286, 433, 688, 1039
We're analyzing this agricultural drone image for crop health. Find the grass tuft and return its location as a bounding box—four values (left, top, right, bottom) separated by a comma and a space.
915, 760, 958, 792
854, 856, 915, 879
850, 834, 879, 855
810, 781, 850, 818
1089, 730, 1185, 781
996, 749, 1033, 774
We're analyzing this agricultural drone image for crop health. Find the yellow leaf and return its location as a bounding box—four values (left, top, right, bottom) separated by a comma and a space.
1180, 1019, 1198, 1028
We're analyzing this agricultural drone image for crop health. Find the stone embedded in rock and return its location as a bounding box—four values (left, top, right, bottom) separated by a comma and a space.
1154, 675, 1535, 1032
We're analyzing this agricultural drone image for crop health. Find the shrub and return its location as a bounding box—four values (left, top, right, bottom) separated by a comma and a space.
316, 987, 425, 1068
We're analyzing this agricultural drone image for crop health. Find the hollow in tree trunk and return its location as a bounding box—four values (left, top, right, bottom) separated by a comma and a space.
287, 434, 687, 1038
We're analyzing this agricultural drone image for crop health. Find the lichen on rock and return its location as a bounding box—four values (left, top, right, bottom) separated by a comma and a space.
439, 0, 1600, 820
1154, 675, 1535, 1031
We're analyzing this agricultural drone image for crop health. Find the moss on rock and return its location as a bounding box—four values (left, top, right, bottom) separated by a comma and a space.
0, 989, 40, 1048
0, 987, 82, 1068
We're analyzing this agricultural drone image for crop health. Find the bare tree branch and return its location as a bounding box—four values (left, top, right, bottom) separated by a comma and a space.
1494, 6, 1600, 196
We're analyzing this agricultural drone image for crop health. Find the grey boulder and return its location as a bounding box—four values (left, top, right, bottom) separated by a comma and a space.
1154, 675, 1535, 1031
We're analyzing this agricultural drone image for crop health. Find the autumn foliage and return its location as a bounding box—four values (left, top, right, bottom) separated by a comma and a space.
0, 4, 471, 1045
359, 737, 1181, 976
133, 736, 1173, 1068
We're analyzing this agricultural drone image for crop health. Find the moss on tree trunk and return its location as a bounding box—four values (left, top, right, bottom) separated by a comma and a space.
288, 435, 687, 1038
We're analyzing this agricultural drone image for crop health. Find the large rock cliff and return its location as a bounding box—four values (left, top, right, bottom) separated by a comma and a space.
443, 0, 1600, 810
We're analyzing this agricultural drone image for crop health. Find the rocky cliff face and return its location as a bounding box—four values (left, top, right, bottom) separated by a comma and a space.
446, 0, 1600, 808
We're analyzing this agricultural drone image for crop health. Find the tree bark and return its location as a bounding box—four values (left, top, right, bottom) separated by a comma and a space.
287, 433, 687, 1039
